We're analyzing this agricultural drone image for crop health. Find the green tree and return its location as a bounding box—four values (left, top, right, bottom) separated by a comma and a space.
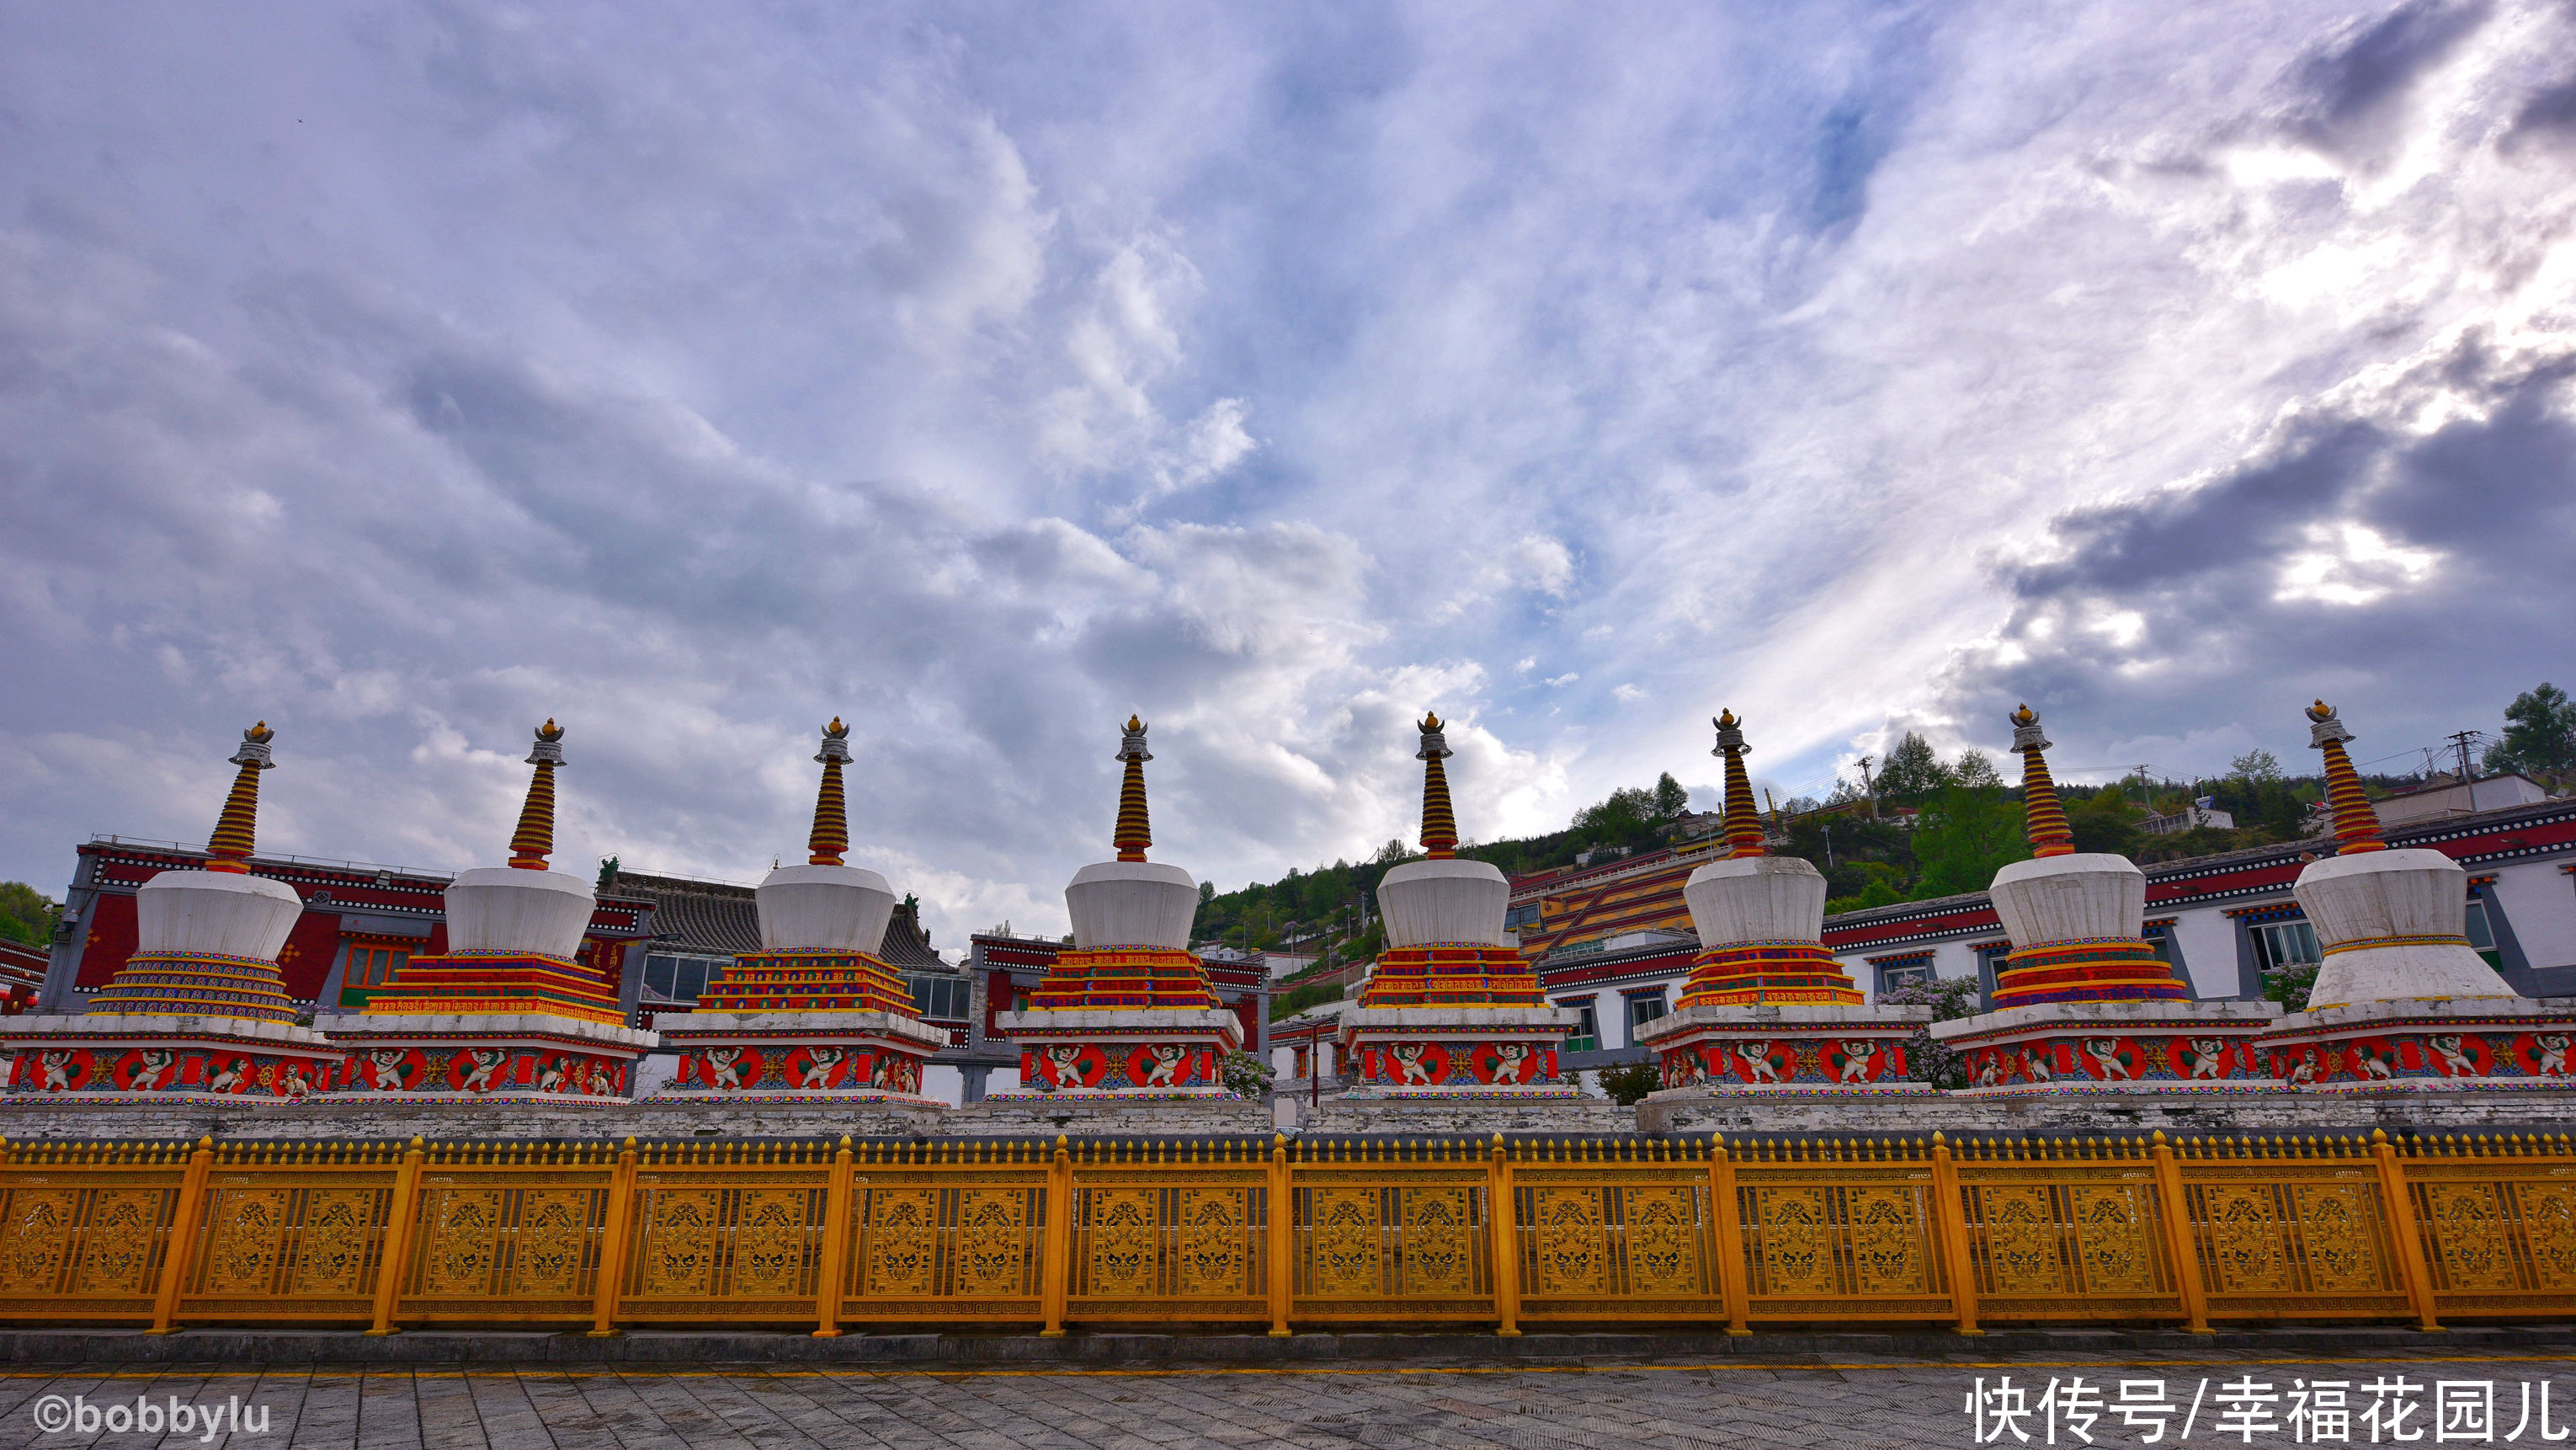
2229, 748, 2284, 784
2487, 683, 2576, 778
1651, 772, 1690, 819
0, 883, 57, 948
1953, 749, 2003, 790
1595, 1061, 1663, 1106
1875, 731, 1952, 801
1910, 785, 2029, 898
1572, 786, 1657, 834
2066, 786, 2142, 856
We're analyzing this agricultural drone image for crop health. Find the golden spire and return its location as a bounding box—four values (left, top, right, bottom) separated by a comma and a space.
1112, 716, 1152, 861
1712, 710, 1764, 858
808, 717, 852, 866
507, 719, 566, 872
2307, 700, 2387, 855
204, 722, 275, 875
2009, 705, 2074, 858
1417, 712, 1457, 859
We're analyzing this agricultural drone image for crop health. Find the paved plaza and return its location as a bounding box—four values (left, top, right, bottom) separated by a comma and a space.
0, 1347, 2573, 1450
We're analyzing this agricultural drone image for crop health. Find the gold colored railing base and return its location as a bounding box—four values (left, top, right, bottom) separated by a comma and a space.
1, 1130, 2572, 1338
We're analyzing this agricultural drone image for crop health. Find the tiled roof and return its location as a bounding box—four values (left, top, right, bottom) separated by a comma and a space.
614, 871, 762, 954
880, 900, 946, 968
609, 869, 950, 967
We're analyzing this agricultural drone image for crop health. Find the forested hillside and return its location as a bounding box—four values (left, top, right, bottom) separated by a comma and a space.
1201, 735, 2392, 969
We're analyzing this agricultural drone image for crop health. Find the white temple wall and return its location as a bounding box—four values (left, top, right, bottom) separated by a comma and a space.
2163, 906, 2245, 999
2494, 858, 2576, 971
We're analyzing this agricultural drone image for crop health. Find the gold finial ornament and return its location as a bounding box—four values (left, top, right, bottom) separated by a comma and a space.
1113, 715, 1153, 861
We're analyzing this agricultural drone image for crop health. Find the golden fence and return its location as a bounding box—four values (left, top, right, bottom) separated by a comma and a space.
0, 1130, 2569, 1337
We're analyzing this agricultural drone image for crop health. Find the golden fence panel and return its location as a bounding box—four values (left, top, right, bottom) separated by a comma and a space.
178, 1140, 407, 1325
2402, 1133, 2576, 1321
1287, 1137, 1494, 1322
3, 1128, 2574, 1335
396, 1141, 620, 1326
2173, 1134, 2414, 1324
1727, 1138, 1954, 1325
843, 1138, 1050, 1327
619, 1140, 836, 1325
1064, 1138, 1269, 1323
0, 1139, 190, 1325
1507, 1138, 1725, 1324
1950, 1136, 2184, 1323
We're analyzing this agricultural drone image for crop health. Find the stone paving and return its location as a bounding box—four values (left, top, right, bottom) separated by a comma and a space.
0, 1347, 2571, 1448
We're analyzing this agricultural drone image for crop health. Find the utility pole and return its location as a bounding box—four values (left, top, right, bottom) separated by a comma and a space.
2446, 730, 2483, 787
1856, 755, 1877, 819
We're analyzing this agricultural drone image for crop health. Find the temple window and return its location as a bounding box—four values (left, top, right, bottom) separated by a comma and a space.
1624, 989, 1668, 1037
1560, 999, 1600, 1053
338, 942, 410, 1007
2250, 920, 2323, 975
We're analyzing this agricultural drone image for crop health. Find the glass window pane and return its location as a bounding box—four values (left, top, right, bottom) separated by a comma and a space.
679, 961, 706, 1000
2465, 898, 2495, 952
645, 956, 673, 998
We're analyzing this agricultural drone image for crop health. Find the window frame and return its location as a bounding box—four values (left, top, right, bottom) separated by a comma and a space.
1559, 999, 1601, 1054
1624, 989, 1669, 1037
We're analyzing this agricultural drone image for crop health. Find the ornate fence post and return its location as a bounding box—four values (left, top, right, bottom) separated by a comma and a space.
1041, 1134, 1073, 1336
2148, 1130, 2211, 1334
366, 1136, 428, 1336
1705, 1136, 1751, 1335
1927, 1133, 1982, 1336
146, 1135, 216, 1335
1489, 1133, 1521, 1337
812, 1135, 856, 1339
1267, 1133, 1293, 1338
2371, 1129, 2442, 1332
588, 1136, 640, 1338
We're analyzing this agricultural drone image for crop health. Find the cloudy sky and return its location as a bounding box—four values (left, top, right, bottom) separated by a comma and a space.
3, 1, 2571, 944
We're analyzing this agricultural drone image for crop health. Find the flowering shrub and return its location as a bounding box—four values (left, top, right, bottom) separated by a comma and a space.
1878, 975, 1983, 1089
1220, 1049, 1275, 1099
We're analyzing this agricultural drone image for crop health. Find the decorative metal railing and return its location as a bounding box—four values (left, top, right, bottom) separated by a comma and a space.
0, 1130, 2568, 1335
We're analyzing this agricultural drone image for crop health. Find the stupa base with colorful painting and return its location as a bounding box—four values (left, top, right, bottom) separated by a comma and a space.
2258, 999, 2576, 1092
983, 999, 1247, 1102
1333, 947, 1580, 1101
322, 952, 656, 1101
0, 724, 343, 1103
1934, 996, 2281, 1095
1926, 706, 2282, 1095
3, 1007, 342, 1104
1636, 1001, 1936, 1099
656, 956, 950, 1104
2251, 702, 2576, 1093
